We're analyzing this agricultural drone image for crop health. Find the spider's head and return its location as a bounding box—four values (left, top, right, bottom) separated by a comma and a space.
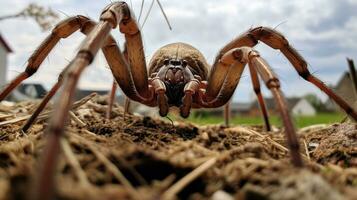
156, 58, 193, 107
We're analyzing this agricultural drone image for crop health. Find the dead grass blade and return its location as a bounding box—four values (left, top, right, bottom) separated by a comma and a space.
69, 133, 140, 200
228, 126, 309, 160
161, 157, 217, 200
61, 138, 90, 187
0, 93, 96, 127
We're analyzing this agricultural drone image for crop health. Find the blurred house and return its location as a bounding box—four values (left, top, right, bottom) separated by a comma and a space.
250, 97, 316, 116
115, 94, 160, 117
120, 96, 317, 117
7, 83, 109, 102
193, 102, 252, 117
325, 72, 357, 111
0, 33, 13, 89
74, 89, 108, 100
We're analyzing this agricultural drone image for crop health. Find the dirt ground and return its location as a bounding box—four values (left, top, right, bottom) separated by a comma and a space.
0, 94, 356, 200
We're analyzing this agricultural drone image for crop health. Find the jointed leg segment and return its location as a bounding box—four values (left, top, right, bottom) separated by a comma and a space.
1, 16, 98, 132
0, 15, 91, 101
29, 2, 164, 199
200, 47, 303, 167
200, 26, 357, 166
215, 26, 357, 120
106, 80, 118, 119
15, 15, 118, 131
248, 50, 303, 167
17, 6, 168, 131
248, 64, 271, 131
21, 70, 64, 132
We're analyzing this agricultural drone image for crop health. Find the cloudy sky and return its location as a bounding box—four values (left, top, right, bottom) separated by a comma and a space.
0, 0, 356, 102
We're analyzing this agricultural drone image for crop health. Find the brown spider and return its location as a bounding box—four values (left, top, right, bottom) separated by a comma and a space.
0, 2, 356, 199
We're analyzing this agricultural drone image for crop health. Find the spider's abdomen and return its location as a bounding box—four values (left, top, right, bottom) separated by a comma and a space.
148, 43, 209, 80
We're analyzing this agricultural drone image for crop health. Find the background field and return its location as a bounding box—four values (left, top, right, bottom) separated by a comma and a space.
178, 112, 345, 128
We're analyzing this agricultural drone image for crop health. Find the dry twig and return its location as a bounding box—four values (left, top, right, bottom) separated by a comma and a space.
69, 133, 140, 200
228, 127, 309, 160
161, 157, 217, 200
0, 93, 96, 127
0, 3, 58, 31
61, 138, 90, 187
69, 111, 86, 127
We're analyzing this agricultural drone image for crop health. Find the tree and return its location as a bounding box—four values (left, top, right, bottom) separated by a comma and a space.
0, 3, 59, 31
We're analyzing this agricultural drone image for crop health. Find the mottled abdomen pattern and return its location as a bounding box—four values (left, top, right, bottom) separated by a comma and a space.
148, 43, 209, 80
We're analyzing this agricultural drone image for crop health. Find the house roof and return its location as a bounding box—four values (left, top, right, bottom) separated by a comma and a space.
0, 33, 13, 53
335, 72, 350, 88
334, 71, 357, 91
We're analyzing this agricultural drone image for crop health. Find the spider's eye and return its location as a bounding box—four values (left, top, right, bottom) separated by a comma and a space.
182, 60, 188, 67
170, 60, 181, 66
163, 59, 170, 65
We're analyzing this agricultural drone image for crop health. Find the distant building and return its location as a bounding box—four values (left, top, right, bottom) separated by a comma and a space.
114, 94, 159, 117
325, 72, 357, 111
8, 83, 47, 101
74, 89, 108, 100
18, 83, 47, 98
10, 85, 110, 102
193, 102, 253, 117
0, 33, 13, 89
290, 98, 317, 116
250, 97, 316, 116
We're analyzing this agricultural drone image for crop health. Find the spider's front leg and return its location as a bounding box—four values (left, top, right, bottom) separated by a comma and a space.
101, 15, 170, 115
198, 47, 303, 167
20, 13, 160, 131
0, 15, 96, 101
30, 2, 168, 199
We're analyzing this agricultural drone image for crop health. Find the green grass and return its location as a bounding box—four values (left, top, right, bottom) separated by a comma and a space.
292, 113, 345, 127
176, 112, 345, 128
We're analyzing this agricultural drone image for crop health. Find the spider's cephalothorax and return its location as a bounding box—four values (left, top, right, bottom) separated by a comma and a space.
148, 43, 209, 113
